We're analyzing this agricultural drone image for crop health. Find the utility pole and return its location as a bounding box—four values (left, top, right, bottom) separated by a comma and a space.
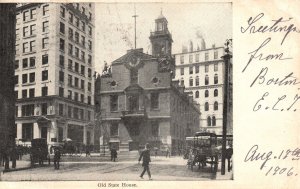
132, 5, 138, 49
221, 39, 232, 175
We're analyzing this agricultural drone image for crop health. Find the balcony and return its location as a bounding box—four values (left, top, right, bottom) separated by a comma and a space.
121, 109, 146, 119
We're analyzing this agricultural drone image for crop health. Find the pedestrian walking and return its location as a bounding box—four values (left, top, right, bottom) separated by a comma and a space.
110, 148, 117, 162
166, 147, 170, 158
54, 148, 61, 170
138, 143, 152, 180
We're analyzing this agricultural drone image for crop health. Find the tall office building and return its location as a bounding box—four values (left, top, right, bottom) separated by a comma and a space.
14, 3, 95, 147
174, 41, 232, 135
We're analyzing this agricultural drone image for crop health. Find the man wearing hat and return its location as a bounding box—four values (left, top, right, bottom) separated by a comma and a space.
138, 143, 152, 180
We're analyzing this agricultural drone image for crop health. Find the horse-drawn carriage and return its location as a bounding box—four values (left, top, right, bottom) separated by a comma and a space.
186, 132, 220, 172
30, 138, 50, 166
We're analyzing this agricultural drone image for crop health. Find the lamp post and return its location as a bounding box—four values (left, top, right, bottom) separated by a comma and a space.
221, 39, 232, 175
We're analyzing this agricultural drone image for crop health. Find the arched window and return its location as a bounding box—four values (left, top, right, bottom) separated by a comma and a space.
195, 91, 199, 98
205, 90, 209, 98
205, 75, 209, 85
207, 116, 211, 126
214, 74, 218, 84
195, 76, 199, 86
189, 77, 193, 87
205, 102, 209, 111
180, 78, 184, 86
214, 101, 218, 110
212, 116, 216, 126
214, 89, 218, 97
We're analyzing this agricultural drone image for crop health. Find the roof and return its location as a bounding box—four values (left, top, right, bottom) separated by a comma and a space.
111, 49, 153, 65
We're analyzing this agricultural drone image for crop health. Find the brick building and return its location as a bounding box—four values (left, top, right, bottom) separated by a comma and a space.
14, 3, 95, 147
95, 13, 200, 153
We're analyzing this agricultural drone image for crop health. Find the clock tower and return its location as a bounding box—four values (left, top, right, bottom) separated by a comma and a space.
149, 11, 173, 58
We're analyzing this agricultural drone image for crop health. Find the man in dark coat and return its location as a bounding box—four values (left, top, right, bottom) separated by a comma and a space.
138, 143, 152, 180
110, 148, 117, 162
54, 148, 61, 170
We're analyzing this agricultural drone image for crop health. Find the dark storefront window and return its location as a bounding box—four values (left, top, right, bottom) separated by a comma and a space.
22, 123, 33, 141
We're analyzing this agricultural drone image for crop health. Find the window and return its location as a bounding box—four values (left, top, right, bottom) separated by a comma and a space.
80, 94, 84, 103
59, 55, 64, 67
60, 6, 65, 18
88, 26, 92, 35
69, 12, 73, 23
81, 65, 85, 75
15, 44, 19, 55
59, 71, 64, 82
75, 32, 79, 43
22, 74, 27, 83
41, 103, 47, 115
14, 75, 18, 85
130, 69, 138, 84
205, 52, 209, 61
205, 64, 209, 72
180, 79, 184, 86
189, 77, 193, 87
214, 74, 218, 84
88, 82, 91, 92
212, 116, 216, 126
214, 63, 218, 71
42, 54, 48, 65
180, 68, 184, 75
81, 36, 85, 46
30, 24, 36, 35
23, 11, 29, 21
21, 104, 34, 117
81, 21, 85, 31
88, 68, 92, 78
151, 122, 159, 136
29, 72, 35, 83
207, 116, 211, 126
75, 62, 79, 72
88, 55, 92, 64
29, 57, 35, 67
68, 90, 72, 99
110, 123, 118, 136
214, 89, 218, 97
88, 40, 92, 50
150, 93, 159, 109
82, 7, 85, 14
23, 26, 29, 37
75, 47, 79, 57
42, 86, 48, 96
195, 65, 199, 73
214, 101, 218, 110
196, 54, 199, 62
74, 77, 79, 87
195, 91, 199, 98
29, 41, 35, 52
43, 5, 49, 16
60, 22, 65, 34
75, 17, 79, 27
68, 106, 72, 117
74, 92, 78, 101
42, 70, 48, 81
68, 44, 73, 55
79, 109, 83, 119
180, 55, 184, 64
189, 55, 193, 63
42, 37, 49, 49
205, 90, 209, 97
59, 87, 64, 97
205, 102, 209, 111
205, 75, 209, 85
30, 8, 36, 19
195, 76, 199, 86
110, 95, 118, 111
22, 123, 33, 141
214, 51, 218, 59
89, 12, 92, 21
68, 75, 72, 86
68, 59, 72, 70
22, 89, 27, 98
189, 66, 193, 74
81, 51, 85, 61
15, 106, 18, 117
60, 38, 65, 51
23, 42, 29, 53
87, 111, 91, 121
42, 21, 49, 32
80, 80, 84, 90
59, 104, 64, 116
88, 96, 91, 105
69, 28, 73, 40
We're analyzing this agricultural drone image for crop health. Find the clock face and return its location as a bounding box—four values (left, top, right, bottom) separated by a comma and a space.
127, 56, 141, 68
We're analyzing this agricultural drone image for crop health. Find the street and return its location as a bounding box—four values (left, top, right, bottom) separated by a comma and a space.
1, 154, 232, 181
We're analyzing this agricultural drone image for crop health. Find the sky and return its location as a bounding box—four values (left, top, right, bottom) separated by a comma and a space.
95, 3, 232, 74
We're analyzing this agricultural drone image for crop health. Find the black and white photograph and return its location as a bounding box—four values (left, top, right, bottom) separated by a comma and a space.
0, 2, 233, 181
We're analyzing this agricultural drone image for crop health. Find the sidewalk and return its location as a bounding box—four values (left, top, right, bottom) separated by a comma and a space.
1, 160, 51, 174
